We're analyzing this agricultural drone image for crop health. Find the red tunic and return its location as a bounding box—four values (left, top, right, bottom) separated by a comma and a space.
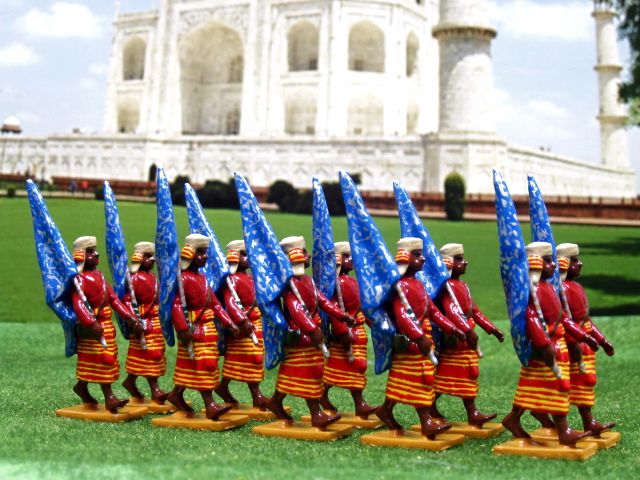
564, 280, 604, 407
220, 271, 265, 383
72, 270, 133, 384
171, 270, 235, 391
275, 274, 345, 399
385, 276, 461, 407
323, 274, 370, 390
435, 279, 499, 398
123, 270, 166, 378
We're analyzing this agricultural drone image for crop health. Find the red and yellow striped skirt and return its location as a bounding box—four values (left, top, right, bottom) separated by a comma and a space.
434, 347, 480, 398
569, 351, 597, 407
222, 312, 265, 383
323, 323, 368, 390
385, 352, 435, 407
76, 312, 119, 384
173, 318, 220, 391
276, 345, 324, 399
513, 339, 571, 415
125, 308, 167, 378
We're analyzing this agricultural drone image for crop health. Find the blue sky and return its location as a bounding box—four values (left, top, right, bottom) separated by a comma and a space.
0, 0, 638, 191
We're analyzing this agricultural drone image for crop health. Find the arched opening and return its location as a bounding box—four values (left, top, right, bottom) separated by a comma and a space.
348, 93, 383, 135
348, 21, 385, 73
288, 21, 319, 71
406, 33, 419, 77
285, 92, 317, 135
117, 98, 140, 133
122, 36, 146, 81
407, 101, 419, 134
180, 23, 244, 135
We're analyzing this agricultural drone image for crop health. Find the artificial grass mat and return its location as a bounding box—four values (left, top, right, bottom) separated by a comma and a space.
0, 317, 637, 480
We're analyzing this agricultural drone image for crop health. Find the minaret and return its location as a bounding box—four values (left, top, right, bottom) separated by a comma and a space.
433, 0, 497, 133
593, 0, 629, 168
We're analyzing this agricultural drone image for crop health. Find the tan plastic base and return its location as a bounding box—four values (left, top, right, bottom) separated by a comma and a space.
252, 420, 353, 441
151, 411, 249, 430
200, 404, 292, 420
530, 428, 621, 450
492, 438, 598, 460
410, 421, 505, 439
300, 411, 384, 429
55, 403, 148, 422
360, 430, 465, 450
128, 397, 178, 414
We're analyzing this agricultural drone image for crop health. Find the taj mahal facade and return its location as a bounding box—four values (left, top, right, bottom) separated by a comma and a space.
0, 0, 635, 197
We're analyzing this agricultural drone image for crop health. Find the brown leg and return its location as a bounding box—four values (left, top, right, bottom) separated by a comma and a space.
247, 382, 268, 409
201, 390, 232, 420
307, 398, 341, 429
429, 393, 447, 421
417, 406, 452, 440
553, 414, 591, 447
463, 397, 497, 427
122, 374, 144, 400
502, 406, 531, 439
530, 410, 555, 428
577, 406, 615, 436
146, 377, 168, 403
101, 383, 129, 413
73, 380, 98, 405
265, 390, 293, 422
351, 389, 378, 418
214, 377, 239, 407
167, 386, 193, 413
319, 384, 338, 413
375, 398, 403, 432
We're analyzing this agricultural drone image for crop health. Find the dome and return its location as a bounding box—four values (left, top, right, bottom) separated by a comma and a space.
1, 115, 22, 133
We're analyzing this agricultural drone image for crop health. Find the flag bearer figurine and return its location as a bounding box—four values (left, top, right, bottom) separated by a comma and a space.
70, 236, 142, 413
557, 243, 618, 444
165, 234, 243, 421
501, 242, 600, 447
265, 236, 355, 428
321, 241, 379, 421
215, 240, 270, 412
121, 242, 170, 409
431, 243, 505, 430
375, 238, 466, 439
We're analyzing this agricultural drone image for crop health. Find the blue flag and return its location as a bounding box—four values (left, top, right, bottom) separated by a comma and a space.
235, 173, 291, 369
104, 181, 130, 338
494, 170, 531, 366
528, 175, 561, 293
26, 179, 78, 357
154, 168, 177, 346
340, 171, 399, 374
312, 178, 336, 334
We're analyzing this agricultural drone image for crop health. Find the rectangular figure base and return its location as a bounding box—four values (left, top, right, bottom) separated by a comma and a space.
493, 438, 598, 460
55, 403, 148, 423
151, 411, 249, 430
360, 430, 465, 451
201, 404, 292, 421
128, 397, 178, 414
530, 428, 621, 450
410, 421, 505, 439
252, 420, 352, 441
300, 411, 383, 429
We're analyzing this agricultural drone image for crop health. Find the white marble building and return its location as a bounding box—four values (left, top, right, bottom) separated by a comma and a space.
0, 0, 635, 197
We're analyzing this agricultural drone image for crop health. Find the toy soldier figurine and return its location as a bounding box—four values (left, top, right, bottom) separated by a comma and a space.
431, 243, 505, 429
501, 242, 600, 447
557, 243, 616, 436
265, 236, 354, 428
321, 241, 378, 420
71, 236, 141, 412
376, 238, 466, 439
215, 240, 270, 412
121, 242, 169, 407
166, 234, 241, 420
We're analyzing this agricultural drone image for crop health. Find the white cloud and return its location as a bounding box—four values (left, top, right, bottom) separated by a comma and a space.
15, 2, 104, 39
0, 42, 41, 68
89, 63, 108, 76
527, 99, 570, 119
491, 1, 592, 42
79, 78, 98, 90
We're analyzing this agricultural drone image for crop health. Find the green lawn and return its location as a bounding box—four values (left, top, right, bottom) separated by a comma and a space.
0, 197, 638, 479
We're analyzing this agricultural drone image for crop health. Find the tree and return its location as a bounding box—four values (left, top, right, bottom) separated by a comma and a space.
170, 175, 190, 206
267, 180, 299, 213
614, 0, 640, 124
444, 172, 465, 221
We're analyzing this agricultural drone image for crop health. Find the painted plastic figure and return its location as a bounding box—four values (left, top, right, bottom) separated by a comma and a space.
121, 242, 168, 404
432, 243, 505, 426
321, 241, 378, 418
166, 234, 240, 420
265, 236, 354, 428
70, 236, 140, 412
375, 238, 466, 438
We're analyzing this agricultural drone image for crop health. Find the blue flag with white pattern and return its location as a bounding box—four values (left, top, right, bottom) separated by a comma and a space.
235, 173, 290, 369
154, 168, 177, 346
494, 170, 531, 366
528, 175, 561, 293
104, 181, 130, 338
26, 179, 78, 357
312, 178, 336, 335
340, 171, 399, 374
